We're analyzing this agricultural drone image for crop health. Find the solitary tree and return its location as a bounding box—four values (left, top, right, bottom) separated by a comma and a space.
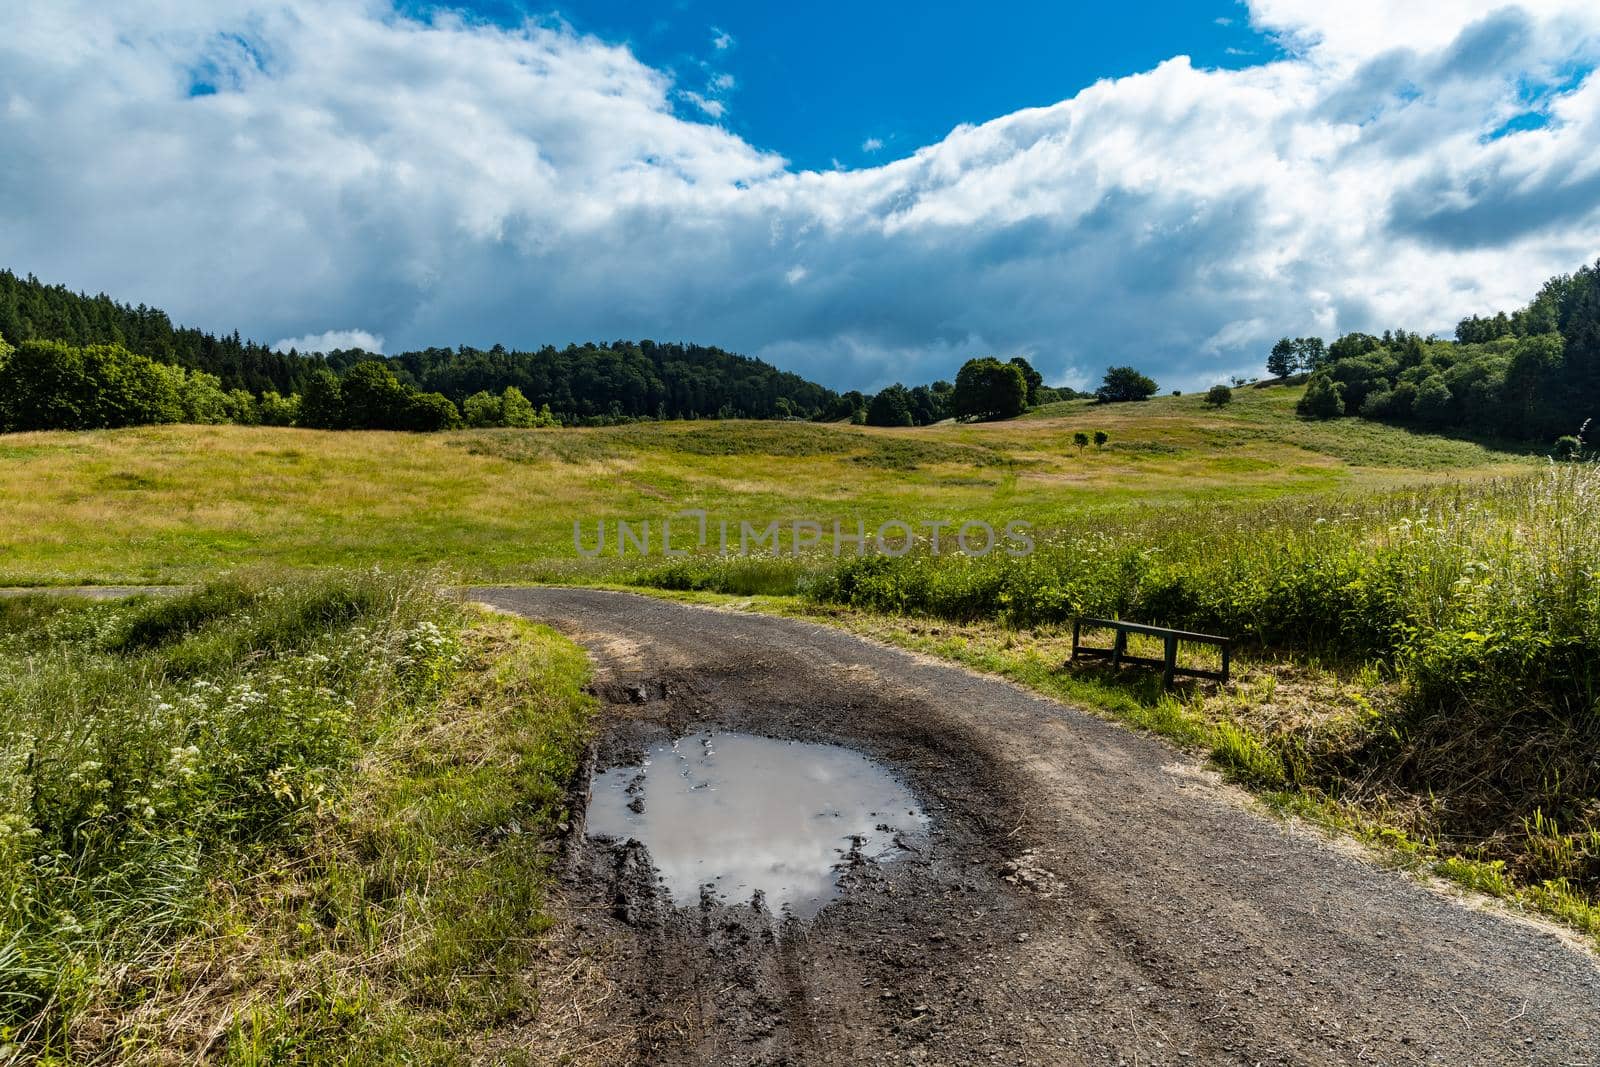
1095, 366, 1158, 403
1205, 384, 1234, 407
1092, 429, 1109, 447
1072, 431, 1089, 451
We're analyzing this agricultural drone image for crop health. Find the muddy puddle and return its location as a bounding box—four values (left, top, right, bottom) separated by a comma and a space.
586, 731, 927, 919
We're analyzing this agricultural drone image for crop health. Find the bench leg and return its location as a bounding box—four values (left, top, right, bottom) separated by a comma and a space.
1163, 634, 1178, 689
1112, 629, 1126, 667
1221, 642, 1230, 685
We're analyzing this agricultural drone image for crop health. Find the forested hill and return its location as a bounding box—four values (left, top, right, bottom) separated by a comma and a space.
0, 269, 839, 421
0, 269, 314, 395
1292, 261, 1600, 446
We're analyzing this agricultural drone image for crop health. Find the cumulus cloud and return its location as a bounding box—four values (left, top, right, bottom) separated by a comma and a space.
2, 0, 1599, 393
273, 329, 384, 354
861, 136, 884, 153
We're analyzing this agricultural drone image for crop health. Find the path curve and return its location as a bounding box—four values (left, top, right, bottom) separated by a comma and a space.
474, 586, 1599, 1066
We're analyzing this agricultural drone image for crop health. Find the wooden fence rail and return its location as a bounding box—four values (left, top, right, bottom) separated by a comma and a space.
1070, 616, 1232, 688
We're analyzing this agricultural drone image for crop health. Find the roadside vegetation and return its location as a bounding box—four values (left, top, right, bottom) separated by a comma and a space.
627, 462, 1600, 944
0, 574, 592, 1061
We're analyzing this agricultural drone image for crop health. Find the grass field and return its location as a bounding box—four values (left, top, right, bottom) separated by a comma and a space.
0, 383, 1535, 585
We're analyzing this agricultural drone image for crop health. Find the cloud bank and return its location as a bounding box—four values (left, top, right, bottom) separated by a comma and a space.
2, 1, 1598, 391
272, 329, 385, 355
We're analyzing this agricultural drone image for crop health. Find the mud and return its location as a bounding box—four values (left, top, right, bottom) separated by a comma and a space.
473, 587, 1600, 1066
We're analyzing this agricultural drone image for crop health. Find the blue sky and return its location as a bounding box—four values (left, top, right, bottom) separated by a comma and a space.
447, 1, 1283, 171
3, 2, 1600, 393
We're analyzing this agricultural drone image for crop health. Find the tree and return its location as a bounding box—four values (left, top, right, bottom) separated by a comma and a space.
1072, 431, 1089, 451
866, 384, 915, 427
1008, 357, 1044, 406
1092, 430, 1109, 447
297, 369, 344, 429
1095, 366, 1158, 403
0, 340, 183, 432
1413, 377, 1454, 426
340, 360, 410, 429
1267, 338, 1298, 379
1205, 384, 1233, 407
1295, 337, 1327, 370
952, 358, 1028, 421
907, 384, 944, 425
1296, 373, 1344, 419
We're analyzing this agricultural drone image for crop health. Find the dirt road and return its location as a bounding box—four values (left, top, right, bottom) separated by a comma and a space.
473, 587, 1600, 1066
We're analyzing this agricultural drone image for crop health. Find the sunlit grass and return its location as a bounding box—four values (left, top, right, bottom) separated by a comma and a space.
0, 384, 1534, 585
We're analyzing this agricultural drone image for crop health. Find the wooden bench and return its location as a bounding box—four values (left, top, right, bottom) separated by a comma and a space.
1070, 616, 1232, 687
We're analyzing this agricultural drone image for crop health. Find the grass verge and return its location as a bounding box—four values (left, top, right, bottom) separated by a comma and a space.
622, 587, 1600, 950
0, 575, 593, 1063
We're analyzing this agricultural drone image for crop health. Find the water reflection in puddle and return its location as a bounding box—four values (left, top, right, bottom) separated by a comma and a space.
587, 731, 926, 919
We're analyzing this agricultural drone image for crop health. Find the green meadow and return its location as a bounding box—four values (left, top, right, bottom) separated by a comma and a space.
0, 383, 1533, 585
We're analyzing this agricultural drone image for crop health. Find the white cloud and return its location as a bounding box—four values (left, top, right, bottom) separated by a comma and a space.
681, 90, 725, 119
711, 27, 734, 50
1, 1, 1598, 393
861, 136, 884, 152
273, 329, 384, 354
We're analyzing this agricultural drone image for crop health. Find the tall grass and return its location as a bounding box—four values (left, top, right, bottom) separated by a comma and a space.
0, 573, 465, 1056
630, 465, 1600, 901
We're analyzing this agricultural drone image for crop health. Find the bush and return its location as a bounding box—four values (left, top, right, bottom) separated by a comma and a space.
1093, 429, 1109, 447
1296, 373, 1344, 419
1205, 384, 1233, 407
403, 391, 463, 432
258, 391, 301, 427
463, 390, 504, 428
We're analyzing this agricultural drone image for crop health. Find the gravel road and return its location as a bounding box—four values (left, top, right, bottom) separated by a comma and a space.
475, 586, 1600, 1066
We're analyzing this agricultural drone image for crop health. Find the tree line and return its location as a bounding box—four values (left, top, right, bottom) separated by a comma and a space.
859, 356, 1116, 427
1283, 262, 1600, 447
0, 270, 841, 429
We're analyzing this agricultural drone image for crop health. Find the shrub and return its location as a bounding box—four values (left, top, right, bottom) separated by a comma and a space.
403, 391, 463, 432
1296, 373, 1344, 419
258, 391, 301, 427
1205, 384, 1233, 407
1072, 431, 1089, 450
1093, 429, 1109, 447
463, 390, 504, 428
